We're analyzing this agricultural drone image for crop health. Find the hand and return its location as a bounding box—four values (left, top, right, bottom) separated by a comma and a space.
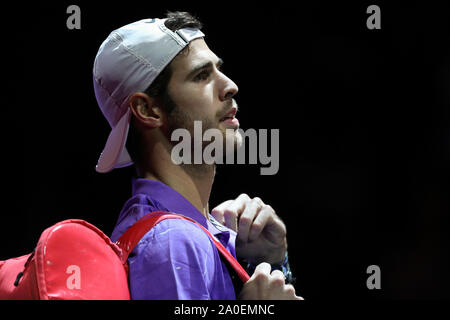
211, 194, 287, 265
238, 262, 303, 300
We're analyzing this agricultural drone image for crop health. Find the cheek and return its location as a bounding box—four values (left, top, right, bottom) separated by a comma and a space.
189, 95, 217, 115
169, 82, 218, 119
190, 84, 215, 108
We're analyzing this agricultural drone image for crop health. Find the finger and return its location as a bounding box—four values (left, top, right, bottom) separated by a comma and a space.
211, 200, 234, 224
248, 262, 271, 291
270, 270, 286, 285
282, 284, 304, 300
223, 209, 238, 232
223, 194, 251, 231
251, 205, 287, 243
225, 193, 251, 215
283, 283, 296, 294
271, 269, 285, 277
252, 262, 271, 278
237, 198, 263, 245
248, 206, 272, 242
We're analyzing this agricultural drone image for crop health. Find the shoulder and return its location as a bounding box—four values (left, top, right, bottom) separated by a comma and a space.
135, 218, 216, 258
110, 196, 165, 242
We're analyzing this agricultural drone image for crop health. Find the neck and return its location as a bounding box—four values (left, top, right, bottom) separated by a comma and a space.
137, 136, 215, 219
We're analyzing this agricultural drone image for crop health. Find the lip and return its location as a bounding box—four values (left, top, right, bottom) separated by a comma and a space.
219, 106, 238, 121
220, 117, 240, 127
219, 106, 239, 127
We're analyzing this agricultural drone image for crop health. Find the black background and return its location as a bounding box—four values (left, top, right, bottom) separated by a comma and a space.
2, 0, 450, 300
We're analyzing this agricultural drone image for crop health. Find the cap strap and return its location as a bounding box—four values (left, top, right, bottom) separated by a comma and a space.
176, 28, 205, 44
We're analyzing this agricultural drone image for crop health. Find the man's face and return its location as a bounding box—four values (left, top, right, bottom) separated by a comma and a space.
164, 38, 242, 153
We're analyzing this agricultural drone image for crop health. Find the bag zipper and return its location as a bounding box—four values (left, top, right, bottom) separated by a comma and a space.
14, 249, 36, 287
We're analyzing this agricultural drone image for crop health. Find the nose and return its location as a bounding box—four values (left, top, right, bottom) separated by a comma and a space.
218, 72, 239, 101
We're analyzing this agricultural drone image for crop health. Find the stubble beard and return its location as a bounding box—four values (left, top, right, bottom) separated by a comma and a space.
166, 103, 242, 175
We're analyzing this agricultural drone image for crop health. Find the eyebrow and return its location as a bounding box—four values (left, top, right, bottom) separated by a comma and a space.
186, 58, 224, 80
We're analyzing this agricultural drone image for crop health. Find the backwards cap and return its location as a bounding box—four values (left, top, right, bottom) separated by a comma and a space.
93, 18, 204, 173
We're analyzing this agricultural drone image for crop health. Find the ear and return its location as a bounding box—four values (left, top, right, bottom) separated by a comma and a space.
128, 92, 165, 128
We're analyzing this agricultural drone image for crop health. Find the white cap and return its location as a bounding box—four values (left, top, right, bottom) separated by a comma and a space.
93, 18, 204, 173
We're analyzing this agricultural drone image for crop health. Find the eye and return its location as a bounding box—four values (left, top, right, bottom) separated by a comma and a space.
193, 70, 210, 81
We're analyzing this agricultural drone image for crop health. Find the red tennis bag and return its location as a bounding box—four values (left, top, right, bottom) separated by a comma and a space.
0, 211, 249, 300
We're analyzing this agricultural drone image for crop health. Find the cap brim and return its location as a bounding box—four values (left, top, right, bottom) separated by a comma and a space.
96, 109, 133, 173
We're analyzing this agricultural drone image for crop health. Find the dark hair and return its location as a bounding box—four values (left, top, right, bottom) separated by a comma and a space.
126, 11, 203, 166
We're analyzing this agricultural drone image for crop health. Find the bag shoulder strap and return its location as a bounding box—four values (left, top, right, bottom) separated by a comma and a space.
116, 211, 250, 283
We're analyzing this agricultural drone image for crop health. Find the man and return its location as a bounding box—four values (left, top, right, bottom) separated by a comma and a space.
93, 11, 302, 300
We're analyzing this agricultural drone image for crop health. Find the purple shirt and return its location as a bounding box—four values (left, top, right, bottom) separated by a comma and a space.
110, 178, 238, 300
